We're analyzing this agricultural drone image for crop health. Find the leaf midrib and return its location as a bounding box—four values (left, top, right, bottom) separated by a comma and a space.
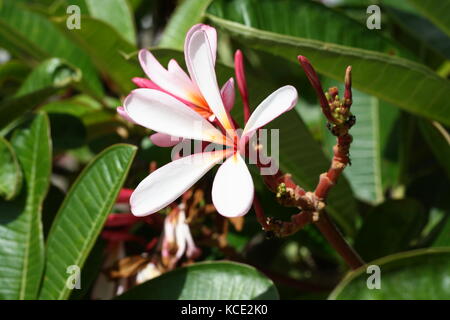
206, 13, 440, 77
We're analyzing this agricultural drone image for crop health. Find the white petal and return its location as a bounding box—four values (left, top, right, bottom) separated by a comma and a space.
185, 30, 233, 131
168, 59, 192, 84
212, 154, 254, 217
139, 49, 203, 105
241, 85, 298, 142
221, 78, 235, 112
131, 151, 229, 216
124, 89, 231, 145
185, 24, 217, 66
116, 106, 135, 123
150, 132, 182, 147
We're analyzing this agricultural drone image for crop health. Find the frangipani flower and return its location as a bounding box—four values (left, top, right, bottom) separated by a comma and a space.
118, 24, 235, 147
123, 26, 298, 218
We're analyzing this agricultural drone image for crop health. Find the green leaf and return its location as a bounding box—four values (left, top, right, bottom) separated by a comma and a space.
432, 215, 450, 248
0, 136, 22, 200
0, 58, 80, 130
0, 113, 51, 299
159, 0, 212, 50
0, 60, 30, 97
0, 0, 104, 97
116, 261, 279, 300
41, 94, 103, 118
386, 6, 450, 60
151, 48, 358, 235
323, 87, 400, 203
206, 0, 450, 125
408, 0, 450, 37
418, 120, 450, 179
354, 199, 426, 261
329, 248, 450, 299
15, 58, 81, 97
84, 0, 136, 45
54, 16, 141, 94
39, 144, 137, 300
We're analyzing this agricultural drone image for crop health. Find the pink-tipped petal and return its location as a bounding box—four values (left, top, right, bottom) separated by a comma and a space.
241, 85, 298, 145
212, 154, 254, 218
124, 89, 231, 146
130, 151, 228, 216
185, 30, 233, 131
132, 77, 160, 89
117, 106, 135, 123
150, 132, 182, 147
220, 78, 235, 112
138, 49, 201, 105
134, 76, 200, 109
185, 24, 217, 66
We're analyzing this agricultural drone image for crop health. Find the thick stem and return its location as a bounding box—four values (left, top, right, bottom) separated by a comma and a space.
315, 211, 364, 270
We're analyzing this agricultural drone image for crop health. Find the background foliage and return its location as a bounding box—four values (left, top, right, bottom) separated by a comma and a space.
0, 0, 449, 300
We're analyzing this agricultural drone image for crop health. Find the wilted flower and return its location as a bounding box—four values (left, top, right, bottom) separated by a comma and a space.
161, 204, 201, 269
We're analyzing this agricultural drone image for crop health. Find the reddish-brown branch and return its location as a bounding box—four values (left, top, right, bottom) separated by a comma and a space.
315, 211, 364, 270
265, 211, 314, 237
252, 195, 268, 229
253, 58, 364, 270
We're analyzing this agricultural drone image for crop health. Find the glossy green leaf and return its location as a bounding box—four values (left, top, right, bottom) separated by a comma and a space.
54, 16, 141, 94
433, 214, 450, 248
0, 58, 80, 130
0, 137, 22, 200
206, 0, 450, 125
117, 261, 279, 300
15, 58, 81, 97
159, 0, 212, 49
151, 48, 358, 234
41, 97, 101, 118
408, 0, 450, 37
418, 120, 450, 179
386, 6, 450, 60
85, 0, 136, 45
207, 0, 411, 57
0, 0, 104, 97
0, 113, 51, 299
354, 199, 426, 261
329, 248, 450, 299
323, 87, 400, 203
0, 60, 29, 97
39, 144, 137, 300
332, 0, 416, 13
